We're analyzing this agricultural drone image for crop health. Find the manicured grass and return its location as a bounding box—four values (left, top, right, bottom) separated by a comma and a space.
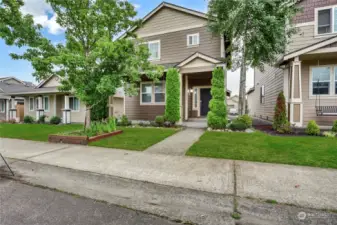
186, 131, 337, 169
0, 123, 83, 142
90, 127, 179, 151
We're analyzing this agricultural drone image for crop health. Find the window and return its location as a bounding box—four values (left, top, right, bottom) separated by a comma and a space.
29, 97, 34, 111
193, 88, 198, 108
69, 97, 80, 111
140, 82, 165, 104
43, 96, 49, 111
312, 67, 330, 95
318, 9, 332, 34
0, 100, 5, 113
148, 40, 160, 61
187, 33, 199, 46
260, 85, 265, 104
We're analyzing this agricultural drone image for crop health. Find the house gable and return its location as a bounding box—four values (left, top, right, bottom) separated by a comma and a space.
37, 75, 61, 88
0, 77, 25, 85
135, 5, 207, 38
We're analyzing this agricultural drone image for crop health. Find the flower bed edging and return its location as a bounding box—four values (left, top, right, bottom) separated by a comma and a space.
49, 130, 123, 145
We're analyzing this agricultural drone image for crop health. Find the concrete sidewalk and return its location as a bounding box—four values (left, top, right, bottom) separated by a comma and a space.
1, 137, 337, 211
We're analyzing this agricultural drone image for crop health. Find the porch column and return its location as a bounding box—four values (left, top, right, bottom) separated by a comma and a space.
62, 95, 71, 124
9, 97, 17, 121
185, 75, 189, 121
36, 96, 44, 120
289, 57, 303, 127
5, 99, 9, 121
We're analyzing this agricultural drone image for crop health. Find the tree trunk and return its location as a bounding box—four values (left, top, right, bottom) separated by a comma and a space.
238, 42, 247, 115
84, 106, 91, 130
223, 66, 227, 106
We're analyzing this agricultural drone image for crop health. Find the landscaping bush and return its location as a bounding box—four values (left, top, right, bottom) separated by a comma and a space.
165, 68, 180, 123
50, 116, 61, 125
155, 115, 165, 127
230, 120, 247, 131
24, 115, 35, 124
237, 114, 252, 128
273, 92, 287, 131
332, 120, 337, 132
306, 120, 320, 136
207, 67, 227, 129
7, 119, 16, 124
119, 115, 130, 126
107, 117, 117, 132
85, 117, 116, 137
38, 115, 47, 124
323, 131, 336, 138
277, 121, 293, 134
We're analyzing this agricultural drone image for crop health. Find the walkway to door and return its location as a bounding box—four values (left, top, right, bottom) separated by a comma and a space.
183, 118, 207, 128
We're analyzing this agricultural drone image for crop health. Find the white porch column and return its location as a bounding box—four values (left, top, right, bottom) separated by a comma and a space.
9, 97, 17, 121
185, 75, 189, 121
289, 57, 303, 127
5, 99, 9, 121
62, 95, 71, 124
36, 96, 44, 120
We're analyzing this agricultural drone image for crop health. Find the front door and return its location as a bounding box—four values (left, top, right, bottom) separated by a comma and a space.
200, 88, 211, 116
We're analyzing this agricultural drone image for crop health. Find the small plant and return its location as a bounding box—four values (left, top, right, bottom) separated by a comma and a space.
306, 120, 320, 136
155, 115, 165, 127
231, 212, 241, 220
7, 119, 16, 124
237, 114, 252, 128
332, 120, 337, 132
323, 131, 336, 138
265, 199, 278, 204
24, 115, 35, 124
230, 120, 248, 131
277, 121, 293, 134
107, 117, 116, 132
120, 115, 130, 126
273, 92, 288, 131
38, 115, 47, 124
50, 116, 61, 125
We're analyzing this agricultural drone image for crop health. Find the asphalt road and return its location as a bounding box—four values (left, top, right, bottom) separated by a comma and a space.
0, 178, 179, 225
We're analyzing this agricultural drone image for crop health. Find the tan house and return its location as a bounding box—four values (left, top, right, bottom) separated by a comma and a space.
109, 2, 230, 122
247, 0, 337, 128
9, 75, 86, 123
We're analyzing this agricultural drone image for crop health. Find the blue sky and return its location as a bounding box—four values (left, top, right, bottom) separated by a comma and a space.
0, 0, 253, 94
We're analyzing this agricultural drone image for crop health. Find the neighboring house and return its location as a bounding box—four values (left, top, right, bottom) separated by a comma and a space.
0, 77, 34, 122
9, 75, 86, 123
247, 0, 337, 127
109, 2, 230, 122
227, 95, 239, 111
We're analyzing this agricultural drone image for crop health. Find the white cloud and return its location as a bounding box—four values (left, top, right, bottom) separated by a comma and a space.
21, 0, 64, 35
133, 4, 141, 9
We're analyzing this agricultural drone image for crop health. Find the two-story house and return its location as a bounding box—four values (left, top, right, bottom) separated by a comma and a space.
109, 2, 230, 122
247, 0, 337, 128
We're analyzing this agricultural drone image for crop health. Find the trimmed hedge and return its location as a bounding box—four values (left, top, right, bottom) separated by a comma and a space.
165, 68, 180, 123
273, 92, 287, 131
207, 67, 227, 129
306, 120, 320, 136
23, 115, 35, 124
50, 116, 61, 125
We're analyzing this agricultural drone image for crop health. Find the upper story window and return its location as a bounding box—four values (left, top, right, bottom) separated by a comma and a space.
311, 66, 337, 96
316, 6, 337, 35
187, 33, 199, 47
148, 40, 160, 61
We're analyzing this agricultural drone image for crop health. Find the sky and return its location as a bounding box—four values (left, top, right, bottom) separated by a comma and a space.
0, 0, 254, 95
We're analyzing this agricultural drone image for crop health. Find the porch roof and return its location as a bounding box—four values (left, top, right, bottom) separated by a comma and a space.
6, 87, 63, 96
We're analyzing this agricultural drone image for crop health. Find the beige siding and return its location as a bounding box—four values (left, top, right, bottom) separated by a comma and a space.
301, 59, 337, 126
135, 7, 206, 37
41, 76, 60, 87
247, 66, 284, 121
141, 26, 221, 65
24, 97, 36, 118
70, 100, 86, 123
125, 95, 165, 121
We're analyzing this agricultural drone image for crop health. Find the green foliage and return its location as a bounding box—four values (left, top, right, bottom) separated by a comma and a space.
119, 115, 130, 126
165, 68, 180, 123
91, 100, 108, 122
306, 120, 320, 136
237, 115, 252, 128
332, 120, 337, 132
323, 131, 336, 138
155, 116, 165, 127
38, 115, 47, 124
273, 92, 288, 130
230, 120, 248, 131
277, 121, 293, 134
207, 67, 227, 129
23, 115, 35, 124
50, 116, 61, 125
85, 117, 116, 137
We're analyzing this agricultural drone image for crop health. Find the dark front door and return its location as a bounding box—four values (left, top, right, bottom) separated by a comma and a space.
200, 88, 211, 116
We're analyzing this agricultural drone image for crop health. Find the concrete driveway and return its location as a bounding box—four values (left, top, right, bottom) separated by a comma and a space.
1, 137, 337, 211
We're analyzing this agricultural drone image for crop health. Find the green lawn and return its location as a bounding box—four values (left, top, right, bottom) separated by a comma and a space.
90, 127, 180, 151
0, 123, 83, 142
186, 131, 337, 169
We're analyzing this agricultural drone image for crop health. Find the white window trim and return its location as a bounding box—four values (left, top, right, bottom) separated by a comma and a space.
69, 96, 80, 112
147, 40, 161, 61
315, 5, 337, 37
29, 97, 34, 111
192, 85, 212, 117
309, 65, 337, 99
187, 33, 200, 47
43, 96, 50, 112
0, 100, 5, 113
140, 81, 166, 105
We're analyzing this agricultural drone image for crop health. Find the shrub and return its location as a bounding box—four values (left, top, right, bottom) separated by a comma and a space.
207, 67, 228, 129
24, 115, 35, 124
38, 115, 47, 124
91, 100, 108, 121
230, 120, 248, 131
7, 119, 17, 124
306, 120, 320, 136
237, 114, 252, 128
107, 117, 116, 132
50, 116, 61, 125
277, 121, 293, 134
332, 120, 337, 132
323, 131, 336, 138
273, 92, 287, 131
120, 115, 130, 126
155, 115, 165, 127
165, 68, 180, 123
